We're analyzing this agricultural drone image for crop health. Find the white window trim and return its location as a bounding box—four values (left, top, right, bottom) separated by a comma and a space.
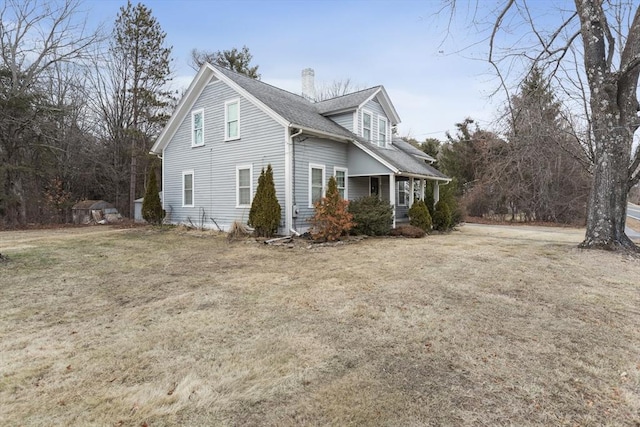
334, 166, 348, 200
378, 116, 388, 147
182, 170, 194, 207
191, 109, 204, 147
397, 180, 409, 207
309, 163, 326, 208
224, 98, 241, 141
362, 109, 373, 142
236, 164, 253, 208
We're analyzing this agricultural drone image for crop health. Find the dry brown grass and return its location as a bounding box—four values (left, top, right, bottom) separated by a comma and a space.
1, 224, 640, 426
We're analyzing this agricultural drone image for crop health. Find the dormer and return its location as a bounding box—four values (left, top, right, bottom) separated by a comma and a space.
302, 69, 400, 148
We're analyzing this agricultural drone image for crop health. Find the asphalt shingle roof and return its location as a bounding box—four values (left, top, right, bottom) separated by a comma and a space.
214, 65, 354, 139
214, 65, 449, 180
392, 138, 437, 162
357, 138, 450, 180
314, 87, 381, 114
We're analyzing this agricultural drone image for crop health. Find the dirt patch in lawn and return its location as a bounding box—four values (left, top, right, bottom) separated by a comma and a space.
1, 224, 640, 426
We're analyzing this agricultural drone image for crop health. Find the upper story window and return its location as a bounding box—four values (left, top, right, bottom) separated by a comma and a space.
225, 99, 240, 140
378, 117, 387, 147
362, 111, 372, 142
183, 170, 194, 207
334, 167, 347, 199
192, 109, 204, 147
309, 163, 325, 207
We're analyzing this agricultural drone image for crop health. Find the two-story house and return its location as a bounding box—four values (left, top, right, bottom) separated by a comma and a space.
150, 64, 450, 234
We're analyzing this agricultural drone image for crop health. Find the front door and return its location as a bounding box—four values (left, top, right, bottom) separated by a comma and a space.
370, 176, 380, 198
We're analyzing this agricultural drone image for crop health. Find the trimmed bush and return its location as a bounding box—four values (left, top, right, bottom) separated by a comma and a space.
433, 201, 452, 231
141, 167, 165, 225
248, 164, 281, 237
389, 224, 426, 238
348, 195, 393, 236
309, 176, 354, 241
408, 200, 432, 232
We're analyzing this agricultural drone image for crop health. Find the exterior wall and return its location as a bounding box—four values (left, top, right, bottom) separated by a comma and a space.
325, 112, 354, 132
349, 177, 370, 200
292, 136, 348, 232
163, 78, 286, 231
347, 143, 392, 175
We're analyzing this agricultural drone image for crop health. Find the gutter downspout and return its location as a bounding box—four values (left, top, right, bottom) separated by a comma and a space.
286, 126, 303, 236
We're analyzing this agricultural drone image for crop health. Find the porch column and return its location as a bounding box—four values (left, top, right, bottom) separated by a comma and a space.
389, 174, 396, 228
420, 179, 425, 200
434, 181, 440, 208
409, 177, 414, 207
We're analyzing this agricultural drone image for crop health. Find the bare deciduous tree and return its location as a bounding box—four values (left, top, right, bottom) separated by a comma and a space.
0, 0, 100, 226
315, 78, 365, 101
453, 1, 640, 250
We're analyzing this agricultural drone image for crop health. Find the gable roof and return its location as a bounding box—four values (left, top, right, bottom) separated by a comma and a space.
212, 65, 356, 141
150, 64, 448, 181
315, 86, 401, 126
314, 87, 380, 114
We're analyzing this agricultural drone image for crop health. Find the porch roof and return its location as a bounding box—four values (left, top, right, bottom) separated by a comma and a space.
352, 138, 450, 181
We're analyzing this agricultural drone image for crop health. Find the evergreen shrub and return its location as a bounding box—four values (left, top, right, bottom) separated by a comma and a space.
348, 195, 393, 236
141, 167, 165, 225
408, 200, 432, 232
433, 201, 452, 231
248, 164, 281, 237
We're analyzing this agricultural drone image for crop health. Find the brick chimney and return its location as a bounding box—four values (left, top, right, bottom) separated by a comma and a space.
301, 68, 316, 101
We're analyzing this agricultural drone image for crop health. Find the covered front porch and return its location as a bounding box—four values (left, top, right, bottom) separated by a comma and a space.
347, 174, 446, 228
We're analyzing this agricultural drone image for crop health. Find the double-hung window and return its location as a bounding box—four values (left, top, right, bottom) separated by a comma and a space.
309, 164, 325, 207
378, 117, 387, 147
225, 99, 240, 140
362, 111, 372, 142
397, 180, 409, 206
192, 109, 204, 147
183, 171, 194, 207
236, 165, 252, 207
334, 167, 347, 199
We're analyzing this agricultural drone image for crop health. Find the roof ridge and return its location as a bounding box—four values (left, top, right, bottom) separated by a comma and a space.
210, 63, 311, 104
315, 86, 381, 104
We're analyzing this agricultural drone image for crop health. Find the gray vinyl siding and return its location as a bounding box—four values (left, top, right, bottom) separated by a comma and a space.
163, 79, 286, 231
349, 177, 370, 200
292, 136, 348, 232
326, 112, 354, 132
347, 143, 393, 176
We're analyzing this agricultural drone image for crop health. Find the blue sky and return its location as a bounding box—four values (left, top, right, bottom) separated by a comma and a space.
84, 0, 517, 140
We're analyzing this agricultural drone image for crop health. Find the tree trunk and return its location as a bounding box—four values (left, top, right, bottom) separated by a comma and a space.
580, 104, 636, 251
581, 150, 635, 250
576, 1, 640, 252
129, 151, 137, 219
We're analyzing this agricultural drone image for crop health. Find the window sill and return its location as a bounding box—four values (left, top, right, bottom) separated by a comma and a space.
191, 143, 205, 148
225, 136, 241, 142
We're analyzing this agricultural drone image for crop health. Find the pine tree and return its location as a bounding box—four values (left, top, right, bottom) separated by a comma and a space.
141, 166, 164, 224
112, 1, 173, 218
248, 164, 281, 237
310, 176, 354, 241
